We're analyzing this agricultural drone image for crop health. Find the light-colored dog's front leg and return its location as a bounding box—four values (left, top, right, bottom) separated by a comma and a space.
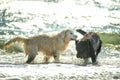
53, 51, 60, 62
43, 56, 50, 63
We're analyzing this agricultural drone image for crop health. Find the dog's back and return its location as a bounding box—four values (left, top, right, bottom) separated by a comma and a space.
84, 32, 102, 52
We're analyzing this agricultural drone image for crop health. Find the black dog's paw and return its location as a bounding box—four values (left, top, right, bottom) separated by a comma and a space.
92, 61, 98, 65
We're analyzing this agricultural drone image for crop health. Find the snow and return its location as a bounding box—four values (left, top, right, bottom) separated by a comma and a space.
0, 63, 119, 79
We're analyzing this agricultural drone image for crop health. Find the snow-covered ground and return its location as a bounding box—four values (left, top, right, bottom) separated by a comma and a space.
0, 50, 120, 80
0, 63, 120, 80
0, 0, 120, 80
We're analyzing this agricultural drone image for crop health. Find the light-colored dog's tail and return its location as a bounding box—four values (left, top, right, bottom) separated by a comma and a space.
4, 37, 27, 48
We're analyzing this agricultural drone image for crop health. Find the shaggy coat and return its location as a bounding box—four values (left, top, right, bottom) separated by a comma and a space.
75, 29, 102, 65
4, 29, 77, 63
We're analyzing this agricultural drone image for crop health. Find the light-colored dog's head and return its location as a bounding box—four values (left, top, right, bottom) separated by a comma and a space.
63, 29, 77, 40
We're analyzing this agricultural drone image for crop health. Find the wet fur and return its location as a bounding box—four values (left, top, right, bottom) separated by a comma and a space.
75, 29, 102, 66
4, 29, 77, 63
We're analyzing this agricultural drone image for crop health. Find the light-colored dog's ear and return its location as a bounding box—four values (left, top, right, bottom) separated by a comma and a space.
64, 30, 70, 37
61, 30, 68, 39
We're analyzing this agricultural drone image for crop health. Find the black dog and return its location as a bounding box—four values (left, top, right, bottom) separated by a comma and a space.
75, 29, 102, 66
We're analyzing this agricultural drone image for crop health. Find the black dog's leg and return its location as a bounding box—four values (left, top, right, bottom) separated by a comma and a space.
91, 53, 98, 65
83, 58, 89, 66
93, 40, 102, 64
96, 40, 102, 57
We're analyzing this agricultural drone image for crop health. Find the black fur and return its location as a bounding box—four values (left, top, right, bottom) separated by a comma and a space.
75, 29, 102, 66
76, 29, 87, 35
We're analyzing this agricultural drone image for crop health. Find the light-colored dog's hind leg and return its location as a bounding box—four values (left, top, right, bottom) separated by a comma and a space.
26, 51, 37, 64
43, 56, 51, 63
25, 47, 38, 64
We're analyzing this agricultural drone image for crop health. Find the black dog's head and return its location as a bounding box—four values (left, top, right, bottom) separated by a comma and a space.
75, 39, 91, 58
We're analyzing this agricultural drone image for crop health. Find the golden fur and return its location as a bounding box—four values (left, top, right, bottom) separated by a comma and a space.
4, 29, 77, 63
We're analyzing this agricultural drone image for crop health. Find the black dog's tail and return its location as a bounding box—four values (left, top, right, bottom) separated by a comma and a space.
76, 29, 87, 35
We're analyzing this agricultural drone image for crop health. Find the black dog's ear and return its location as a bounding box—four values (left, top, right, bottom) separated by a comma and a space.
76, 29, 87, 35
